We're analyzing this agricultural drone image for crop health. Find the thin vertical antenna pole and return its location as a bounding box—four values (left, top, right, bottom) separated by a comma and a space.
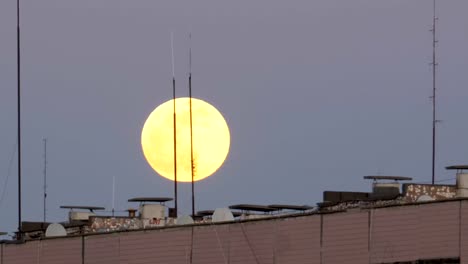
431, 0, 437, 185
16, 0, 22, 240
43, 138, 47, 223
171, 32, 175, 78
189, 33, 195, 217
112, 176, 115, 217
171, 33, 178, 217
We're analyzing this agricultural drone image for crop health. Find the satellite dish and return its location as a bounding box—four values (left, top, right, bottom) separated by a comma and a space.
212, 208, 234, 222
45, 223, 67, 237
176, 215, 194, 225
417, 195, 434, 202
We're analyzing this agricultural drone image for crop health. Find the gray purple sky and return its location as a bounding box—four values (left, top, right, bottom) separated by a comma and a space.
1, 0, 467, 237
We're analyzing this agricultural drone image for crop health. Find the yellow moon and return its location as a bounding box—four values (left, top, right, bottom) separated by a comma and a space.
141, 98, 230, 182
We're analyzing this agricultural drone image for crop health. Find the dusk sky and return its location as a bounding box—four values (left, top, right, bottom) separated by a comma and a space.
1, 0, 467, 237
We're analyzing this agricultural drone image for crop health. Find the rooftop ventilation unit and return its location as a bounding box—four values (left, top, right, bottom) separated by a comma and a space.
140, 204, 165, 219
60, 205, 105, 222
364, 176, 412, 199
446, 165, 468, 198
69, 211, 96, 221
128, 197, 172, 220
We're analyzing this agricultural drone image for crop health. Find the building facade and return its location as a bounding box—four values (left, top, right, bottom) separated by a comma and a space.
1, 198, 467, 264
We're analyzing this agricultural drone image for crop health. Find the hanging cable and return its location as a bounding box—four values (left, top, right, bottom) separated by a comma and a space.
240, 223, 261, 264
0, 143, 17, 206
211, 224, 229, 264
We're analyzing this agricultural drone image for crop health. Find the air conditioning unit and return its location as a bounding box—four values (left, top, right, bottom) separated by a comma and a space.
69, 211, 95, 221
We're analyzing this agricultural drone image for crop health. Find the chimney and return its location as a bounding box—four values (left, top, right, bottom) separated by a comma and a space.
127, 208, 137, 218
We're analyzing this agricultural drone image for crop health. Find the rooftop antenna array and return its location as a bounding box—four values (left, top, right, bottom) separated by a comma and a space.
43, 138, 47, 223
16, 0, 23, 240
171, 32, 178, 217
188, 33, 196, 217
430, 0, 439, 185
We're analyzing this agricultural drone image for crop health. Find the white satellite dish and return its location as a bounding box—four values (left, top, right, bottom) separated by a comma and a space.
212, 208, 234, 222
417, 195, 434, 202
177, 215, 194, 225
45, 223, 67, 237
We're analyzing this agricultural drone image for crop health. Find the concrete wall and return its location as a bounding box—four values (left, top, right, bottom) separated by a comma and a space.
323, 211, 369, 263
460, 201, 468, 264
1, 200, 467, 264
371, 202, 460, 263
2, 238, 82, 264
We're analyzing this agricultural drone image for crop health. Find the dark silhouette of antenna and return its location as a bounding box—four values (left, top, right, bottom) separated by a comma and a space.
430, 0, 438, 185
171, 33, 178, 217
43, 138, 47, 223
16, 0, 23, 240
188, 33, 195, 217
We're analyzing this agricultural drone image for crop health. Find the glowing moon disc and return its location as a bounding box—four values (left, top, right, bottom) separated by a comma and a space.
141, 98, 230, 182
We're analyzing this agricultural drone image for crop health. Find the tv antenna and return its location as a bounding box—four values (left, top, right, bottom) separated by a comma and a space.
430, 0, 439, 185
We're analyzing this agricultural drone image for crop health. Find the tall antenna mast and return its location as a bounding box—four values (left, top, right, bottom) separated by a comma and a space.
112, 176, 115, 217
189, 33, 195, 217
16, 0, 23, 240
43, 138, 47, 223
171, 32, 178, 217
431, 0, 438, 185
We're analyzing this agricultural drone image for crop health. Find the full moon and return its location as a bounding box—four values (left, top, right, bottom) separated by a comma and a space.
141, 98, 230, 182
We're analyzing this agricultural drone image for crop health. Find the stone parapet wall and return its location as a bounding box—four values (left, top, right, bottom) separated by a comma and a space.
403, 183, 456, 202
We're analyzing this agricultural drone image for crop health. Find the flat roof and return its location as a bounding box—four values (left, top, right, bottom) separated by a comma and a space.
363, 176, 412, 181
127, 197, 173, 203
9, 197, 468, 243
268, 204, 314, 211
229, 204, 276, 212
60, 205, 105, 211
